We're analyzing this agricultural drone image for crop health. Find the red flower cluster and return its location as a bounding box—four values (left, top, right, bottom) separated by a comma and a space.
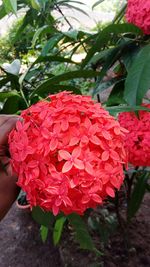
125, 0, 150, 35
118, 104, 150, 167
9, 92, 127, 215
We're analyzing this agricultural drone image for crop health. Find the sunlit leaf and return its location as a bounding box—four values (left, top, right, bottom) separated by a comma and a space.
53, 216, 66, 246
3, 0, 17, 14
40, 225, 49, 242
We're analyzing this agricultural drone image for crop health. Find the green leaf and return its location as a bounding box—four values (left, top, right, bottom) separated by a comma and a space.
13, 9, 33, 43
32, 206, 54, 228
0, 95, 21, 114
34, 55, 78, 65
53, 216, 66, 246
106, 80, 126, 106
32, 25, 50, 47
92, 0, 104, 10
40, 225, 49, 242
63, 29, 79, 41
127, 172, 150, 221
92, 41, 132, 96
30, 70, 99, 97
3, 0, 17, 14
30, 0, 41, 10
41, 34, 63, 56
94, 76, 125, 96
68, 213, 94, 251
124, 44, 150, 106
0, 4, 7, 19
0, 91, 20, 101
106, 105, 150, 116
30, 84, 81, 98
82, 23, 141, 68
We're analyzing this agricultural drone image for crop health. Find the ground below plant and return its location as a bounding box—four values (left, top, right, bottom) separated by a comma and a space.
0, 194, 149, 267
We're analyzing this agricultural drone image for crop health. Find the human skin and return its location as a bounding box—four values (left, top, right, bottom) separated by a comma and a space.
0, 115, 20, 221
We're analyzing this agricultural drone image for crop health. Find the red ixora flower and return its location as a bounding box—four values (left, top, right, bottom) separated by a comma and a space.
118, 104, 150, 167
125, 0, 150, 35
9, 91, 127, 216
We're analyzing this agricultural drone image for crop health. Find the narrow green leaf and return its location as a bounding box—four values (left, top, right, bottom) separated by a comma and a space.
113, 4, 127, 24
32, 206, 54, 228
40, 225, 49, 242
32, 25, 50, 47
68, 213, 94, 251
34, 55, 78, 65
124, 44, 150, 106
3, 0, 17, 14
0, 91, 20, 101
106, 105, 150, 116
53, 216, 66, 246
41, 34, 63, 56
30, 0, 41, 10
127, 172, 150, 221
92, 0, 104, 10
0, 4, 7, 19
63, 29, 79, 41
30, 70, 99, 97
30, 84, 81, 98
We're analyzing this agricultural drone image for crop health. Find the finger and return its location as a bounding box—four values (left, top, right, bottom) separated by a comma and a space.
0, 117, 19, 145
0, 115, 20, 127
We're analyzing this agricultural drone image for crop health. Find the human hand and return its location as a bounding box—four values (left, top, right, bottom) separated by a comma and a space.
0, 115, 20, 220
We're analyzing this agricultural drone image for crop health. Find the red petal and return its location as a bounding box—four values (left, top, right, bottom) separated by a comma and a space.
28, 160, 38, 168
62, 196, 72, 207
69, 137, 79, 146
102, 130, 111, 140
90, 135, 101, 145
50, 138, 58, 151
32, 167, 40, 178
62, 161, 73, 173
41, 127, 50, 139
59, 150, 71, 160
106, 186, 115, 198
16, 120, 23, 131
110, 150, 120, 161
61, 120, 69, 131
84, 117, 91, 128
85, 162, 94, 175
114, 127, 120, 135
74, 158, 84, 170
81, 136, 89, 144
55, 197, 62, 207
82, 195, 90, 204
72, 146, 81, 158
92, 194, 102, 203
102, 151, 109, 161
52, 205, 59, 216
